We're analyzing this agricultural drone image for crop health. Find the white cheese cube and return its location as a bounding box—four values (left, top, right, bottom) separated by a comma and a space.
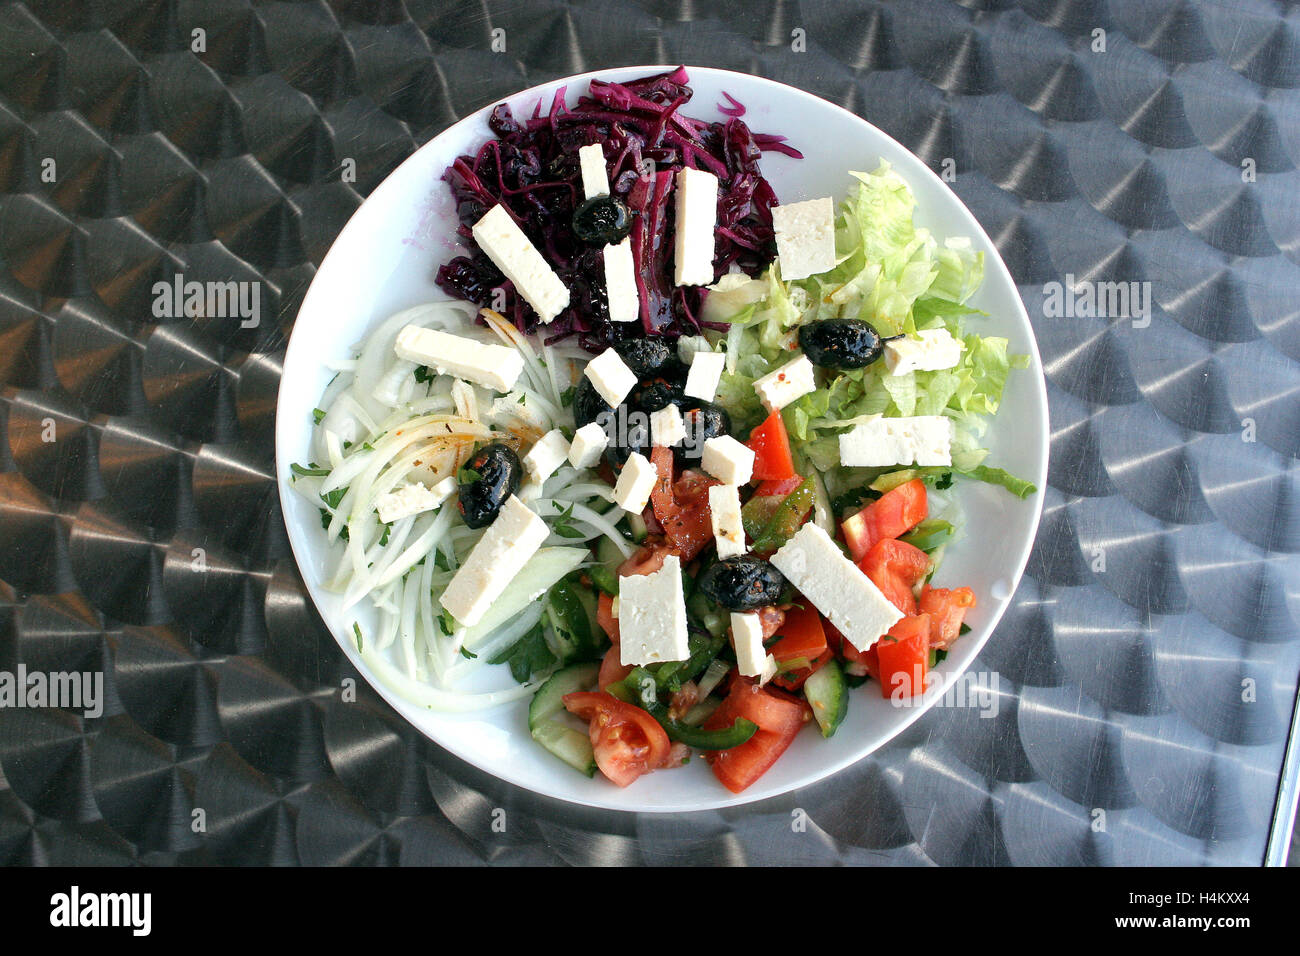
651, 404, 686, 447
394, 326, 524, 393
613, 452, 658, 514
568, 422, 609, 469
769, 523, 903, 652
603, 238, 639, 323
583, 347, 638, 408
684, 350, 726, 402
757, 653, 778, 686
731, 611, 768, 678
772, 197, 836, 281
838, 416, 952, 467
884, 328, 965, 376
439, 496, 549, 627
701, 435, 755, 486
619, 555, 689, 666
708, 484, 746, 558
578, 143, 609, 198
753, 354, 816, 412
471, 204, 570, 324
374, 477, 457, 523
522, 428, 570, 484
673, 167, 718, 286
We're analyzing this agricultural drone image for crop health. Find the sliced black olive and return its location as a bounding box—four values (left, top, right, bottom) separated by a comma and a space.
457, 442, 523, 529
698, 556, 786, 611
573, 378, 613, 429
614, 338, 674, 379
798, 319, 883, 370
675, 401, 731, 466
572, 196, 632, 246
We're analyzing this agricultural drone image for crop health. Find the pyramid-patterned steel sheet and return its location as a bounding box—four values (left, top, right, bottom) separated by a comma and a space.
0, 0, 1297, 866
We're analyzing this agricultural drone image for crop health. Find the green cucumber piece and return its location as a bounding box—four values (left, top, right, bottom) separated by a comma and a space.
530, 721, 596, 777
528, 662, 599, 776
803, 659, 848, 738
625, 512, 648, 543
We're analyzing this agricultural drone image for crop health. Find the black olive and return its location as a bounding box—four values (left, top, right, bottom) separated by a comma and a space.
698, 556, 786, 611
573, 378, 613, 429
627, 359, 688, 415
613, 338, 674, 379
798, 319, 883, 369
457, 442, 523, 529
675, 402, 731, 466
572, 196, 632, 245
601, 404, 651, 469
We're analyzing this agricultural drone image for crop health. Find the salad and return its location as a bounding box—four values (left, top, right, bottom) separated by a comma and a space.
291, 68, 1035, 794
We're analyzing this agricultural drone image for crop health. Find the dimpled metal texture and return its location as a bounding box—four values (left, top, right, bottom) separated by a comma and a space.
0, 0, 1297, 867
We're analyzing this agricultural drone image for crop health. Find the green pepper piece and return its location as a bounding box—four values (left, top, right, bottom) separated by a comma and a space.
750, 477, 817, 554
649, 707, 758, 750
899, 518, 954, 553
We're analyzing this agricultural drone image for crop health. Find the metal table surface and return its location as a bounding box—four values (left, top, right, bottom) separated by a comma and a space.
0, 0, 1297, 866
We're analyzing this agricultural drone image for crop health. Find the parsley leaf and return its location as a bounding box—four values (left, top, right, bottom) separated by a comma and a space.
457, 466, 481, 485
559, 385, 576, 407
352, 622, 363, 652
414, 366, 434, 383
312, 408, 326, 425
459, 647, 478, 660
551, 501, 584, 538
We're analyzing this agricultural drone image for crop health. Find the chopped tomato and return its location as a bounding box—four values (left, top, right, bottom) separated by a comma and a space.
859, 538, 931, 616
562, 692, 671, 787
769, 603, 830, 691
841, 478, 928, 562
875, 614, 931, 700
919, 584, 977, 651
649, 446, 717, 560
704, 680, 811, 793
745, 410, 797, 482
753, 476, 803, 498
596, 592, 620, 643
618, 538, 679, 577
597, 645, 631, 691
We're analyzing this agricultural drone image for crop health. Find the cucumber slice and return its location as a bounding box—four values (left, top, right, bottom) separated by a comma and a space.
528, 662, 599, 776
530, 721, 596, 777
596, 535, 629, 578
804, 659, 848, 738
528, 661, 599, 729
625, 512, 648, 543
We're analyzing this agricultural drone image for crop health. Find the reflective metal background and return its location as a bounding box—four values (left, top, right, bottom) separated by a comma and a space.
0, 0, 1297, 865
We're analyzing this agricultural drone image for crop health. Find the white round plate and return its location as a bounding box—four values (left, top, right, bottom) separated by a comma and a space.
276, 66, 1049, 813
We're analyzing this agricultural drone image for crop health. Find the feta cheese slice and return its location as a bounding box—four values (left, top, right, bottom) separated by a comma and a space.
731, 612, 768, 678
619, 555, 689, 666
651, 404, 686, 447
578, 143, 609, 198
471, 204, 570, 323
568, 422, 609, 469
522, 428, 570, 484
701, 435, 755, 486
770, 523, 904, 653
603, 238, 639, 323
613, 452, 658, 514
709, 484, 745, 558
438, 495, 549, 627
753, 354, 816, 412
839, 416, 952, 467
673, 167, 718, 286
772, 197, 836, 281
684, 350, 726, 402
375, 477, 457, 523
394, 326, 525, 393
583, 347, 638, 407
884, 328, 965, 376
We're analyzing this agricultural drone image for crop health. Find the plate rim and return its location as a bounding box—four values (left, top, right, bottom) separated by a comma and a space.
275, 64, 1050, 813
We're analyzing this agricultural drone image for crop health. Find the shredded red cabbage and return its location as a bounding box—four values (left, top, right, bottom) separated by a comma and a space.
434, 67, 801, 352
